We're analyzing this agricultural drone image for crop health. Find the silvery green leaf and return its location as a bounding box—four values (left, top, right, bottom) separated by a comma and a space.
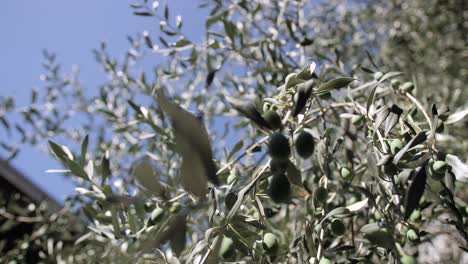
384, 104, 403, 136
393, 132, 427, 164
445, 154, 468, 183
445, 108, 468, 124
157, 92, 219, 197
315, 77, 354, 95
292, 80, 313, 116
346, 198, 368, 212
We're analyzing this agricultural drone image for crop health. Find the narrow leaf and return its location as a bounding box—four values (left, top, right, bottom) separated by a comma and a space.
316, 77, 354, 94
404, 166, 427, 220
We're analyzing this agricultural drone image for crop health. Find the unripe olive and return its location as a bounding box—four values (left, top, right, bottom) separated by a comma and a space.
351, 115, 364, 125
383, 163, 398, 175
373, 71, 384, 80
406, 229, 418, 241
225, 192, 237, 210
401, 82, 414, 93
268, 133, 290, 160
391, 79, 401, 89
432, 160, 447, 175
169, 202, 181, 214
319, 92, 331, 100
400, 255, 416, 264
295, 131, 315, 158
390, 139, 403, 155
262, 110, 282, 130
219, 236, 235, 259
262, 233, 279, 254
319, 257, 332, 264
314, 187, 328, 203
227, 173, 237, 185
409, 210, 421, 222
340, 167, 352, 181
149, 207, 164, 225
268, 173, 291, 204
330, 218, 346, 236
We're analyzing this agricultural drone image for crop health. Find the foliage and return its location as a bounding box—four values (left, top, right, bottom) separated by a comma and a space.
0, 0, 467, 263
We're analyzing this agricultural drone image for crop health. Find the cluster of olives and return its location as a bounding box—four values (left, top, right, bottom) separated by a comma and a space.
266, 130, 315, 204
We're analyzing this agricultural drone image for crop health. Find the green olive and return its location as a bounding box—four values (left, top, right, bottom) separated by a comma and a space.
373, 71, 383, 80
149, 207, 164, 225
340, 167, 352, 181
390, 139, 403, 155
432, 160, 447, 176
383, 162, 398, 175
169, 202, 181, 214
262, 233, 279, 254
319, 257, 331, 264
268, 133, 290, 160
406, 229, 418, 241
227, 173, 237, 185
295, 131, 315, 158
391, 79, 401, 89
409, 210, 421, 222
351, 115, 364, 125
401, 82, 414, 93
314, 187, 328, 203
330, 218, 346, 236
219, 236, 235, 259
262, 110, 282, 130
319, 92, 331, 100
400, 255, 416, 264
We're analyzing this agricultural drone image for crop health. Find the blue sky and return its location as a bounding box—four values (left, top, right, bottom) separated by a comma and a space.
1, 0, 207, 202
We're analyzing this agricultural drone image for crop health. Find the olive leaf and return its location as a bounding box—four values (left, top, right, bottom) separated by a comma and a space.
444, 108, 468, 124
393, 132, 427, 164
404, 165, 427, 220
315, 77, 354, 95
292, 80, 313, 116
131, 157, 167, 197
445, 154, 468, 183
346, 198, 368, 212
384, 104, 403, 136
156, 92, 219, 197
226, 97, 271, 129
374, 106, 390, 131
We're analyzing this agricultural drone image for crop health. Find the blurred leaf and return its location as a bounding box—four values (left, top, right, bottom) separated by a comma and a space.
132, 158, 166, 197
157, 92, 219, 197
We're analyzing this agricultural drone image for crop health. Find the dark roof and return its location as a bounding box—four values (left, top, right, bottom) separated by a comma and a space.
0, 159, 61, 211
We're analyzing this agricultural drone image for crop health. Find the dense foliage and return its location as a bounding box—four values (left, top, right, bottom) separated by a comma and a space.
0, 0, 467, 263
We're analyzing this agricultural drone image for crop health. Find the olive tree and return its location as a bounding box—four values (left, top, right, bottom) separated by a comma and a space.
1, 0, 467, 263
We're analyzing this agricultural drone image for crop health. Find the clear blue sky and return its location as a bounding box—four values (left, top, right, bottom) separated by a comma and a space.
1, 0, 207, 202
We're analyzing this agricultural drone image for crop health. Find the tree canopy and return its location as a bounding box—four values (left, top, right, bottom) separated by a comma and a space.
1, 0, 467, 263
